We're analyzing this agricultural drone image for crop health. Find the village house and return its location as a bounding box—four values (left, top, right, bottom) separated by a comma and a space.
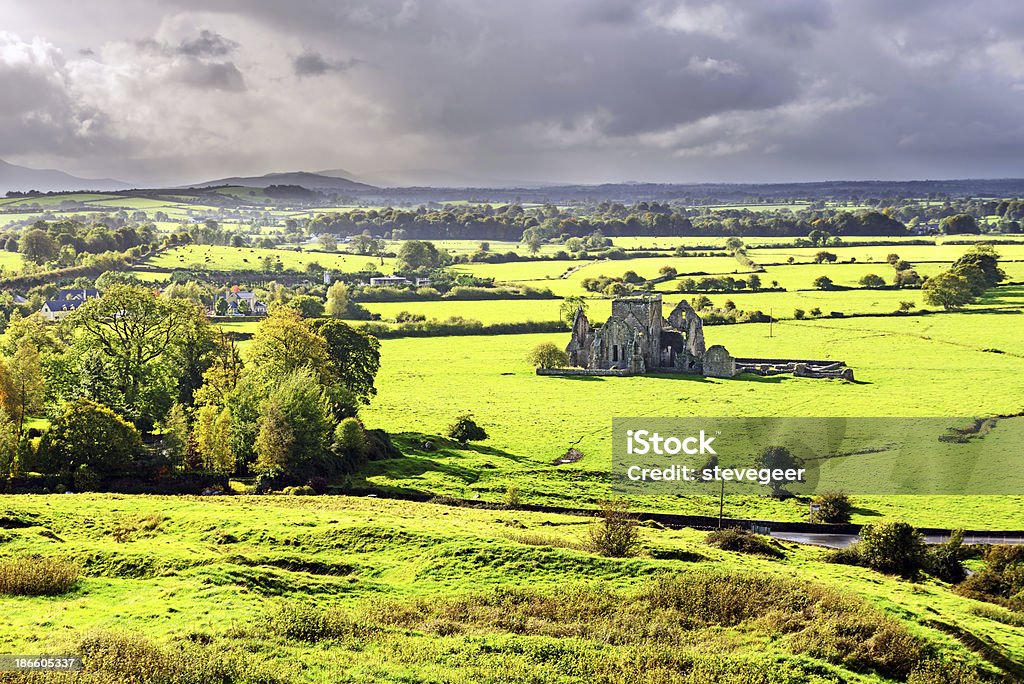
39, 288, 102, 322
212, 290, 268, 316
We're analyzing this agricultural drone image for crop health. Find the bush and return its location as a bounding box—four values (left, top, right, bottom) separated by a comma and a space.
924, 529, 967, 583
528, 342, 569, 369
261, 601, 362, 642
446, 413, 488, 445
588, 498, 639, 557
858, 521, 926, 578
705, 528, 784, 558
811, 491, 852, 524
0, 555, 80, 595
281, 485, 316, 496
306, 476, 328, 495
793, 308, 805, 320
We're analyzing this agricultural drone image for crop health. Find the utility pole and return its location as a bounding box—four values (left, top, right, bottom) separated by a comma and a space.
718, 479, 724, 529
769, 308, 774, 338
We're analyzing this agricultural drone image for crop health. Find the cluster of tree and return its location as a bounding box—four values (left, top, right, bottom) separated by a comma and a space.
12, 219, 155, 267
298, 204, 916, 246
676, 274, 764, 293
689, 296, 770, 325
0, 286, 384, 491
922, 245, 1005, 309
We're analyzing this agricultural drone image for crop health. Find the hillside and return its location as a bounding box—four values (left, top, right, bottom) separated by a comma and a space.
0, 159, 131, 194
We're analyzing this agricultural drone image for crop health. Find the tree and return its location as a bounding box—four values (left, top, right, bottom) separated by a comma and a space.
893, 269, 921, 288
559, 296, 587, 327
332, 417, 369, 471
939, 214, 980, 235
528, 343, 568, 369
658, 265, 677, 279
248, 308, 331, 383
325, 282, 349, 318
814, 251, 837, 264
285, 295, 325, 318
65, 285, 204, 426
811, 491, 852, 523
396, 240, 440, 273
0, 408, 18, 478
858, 521, 926, 578
38, 399, 141, 478
318, 234, 337, 251
252, 397, 294, 476
951, 245, 1005, 288
19, 229, 59, 265
160, 403, 190, 469
858, 274, 886, 289
588, 498, 639, 558
447, 413, 487, 445
0, 338, 45, 437
307, 319, 381, 414
754, 445, 803, 496
214, 298, 229, 315
813, 275, 834, 290
195, 404, 235, 473
255, 370, 333, 480
922, 272, 974, 309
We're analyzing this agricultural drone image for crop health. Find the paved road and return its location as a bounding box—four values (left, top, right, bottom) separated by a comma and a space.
772, 531, 1024, 549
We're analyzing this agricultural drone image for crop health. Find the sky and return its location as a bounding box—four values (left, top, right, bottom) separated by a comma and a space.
2, 0, 1024, 187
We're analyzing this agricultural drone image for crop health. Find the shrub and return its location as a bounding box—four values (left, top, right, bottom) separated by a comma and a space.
261, 601, 361, 642
811, 491, 852, 524
858, 521, 926, 578
528, 342, 568, 369
924, 529, 967, 583
446, 413, 488, 445
793, 308, 805, 320
504, 486, 521, 508
588, 498, 639, 557
281, 485, 316, 496
0, 555, 80, 595
306, 476, 328, 495
705, 528, 784, 558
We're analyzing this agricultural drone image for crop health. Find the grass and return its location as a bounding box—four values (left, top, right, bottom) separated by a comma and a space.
358, 307, 1024, 525
0, 555, 80, 595
146, 245, 396, 274
0, 494, 1017, 682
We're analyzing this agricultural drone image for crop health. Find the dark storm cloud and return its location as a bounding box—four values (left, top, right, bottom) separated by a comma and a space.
7, 0, 1024, 183
292, 50, 361, 77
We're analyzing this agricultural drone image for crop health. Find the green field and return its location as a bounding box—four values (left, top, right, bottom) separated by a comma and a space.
0, 494, 1017, 682
146, 245, 396, 274
358, 307, 1024, 527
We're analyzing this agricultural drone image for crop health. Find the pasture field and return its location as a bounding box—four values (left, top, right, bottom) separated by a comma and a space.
0, 494, 1017, 682
147, 245, 396, 274
358, 308, 1024, 526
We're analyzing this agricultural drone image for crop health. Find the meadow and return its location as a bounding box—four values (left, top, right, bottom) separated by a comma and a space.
0, 494, 1017, 682
358, 307, 1024, 527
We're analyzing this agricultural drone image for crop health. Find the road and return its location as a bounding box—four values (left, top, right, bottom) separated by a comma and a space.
771, 531, 1024, 549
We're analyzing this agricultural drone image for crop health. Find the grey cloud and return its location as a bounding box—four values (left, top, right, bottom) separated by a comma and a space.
176, 60, 245, 91
293, 50, 360, 77
178, 29, 238, 57
9, 0, 1024, 184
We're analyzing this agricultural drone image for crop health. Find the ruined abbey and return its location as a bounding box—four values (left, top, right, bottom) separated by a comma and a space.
552, 294, 853, 381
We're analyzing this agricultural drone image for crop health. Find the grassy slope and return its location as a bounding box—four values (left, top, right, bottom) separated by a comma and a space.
0, 494, 1017, 682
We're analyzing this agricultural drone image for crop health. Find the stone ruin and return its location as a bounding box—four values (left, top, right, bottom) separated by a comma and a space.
546, 294, 853, 381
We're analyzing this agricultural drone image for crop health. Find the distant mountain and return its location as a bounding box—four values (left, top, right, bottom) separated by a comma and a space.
184, 171, 377, 192
0, 158, 132, 193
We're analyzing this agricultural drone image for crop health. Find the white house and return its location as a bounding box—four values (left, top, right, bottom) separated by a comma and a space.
41, 299, 86, 322
369, 275, 410, 287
